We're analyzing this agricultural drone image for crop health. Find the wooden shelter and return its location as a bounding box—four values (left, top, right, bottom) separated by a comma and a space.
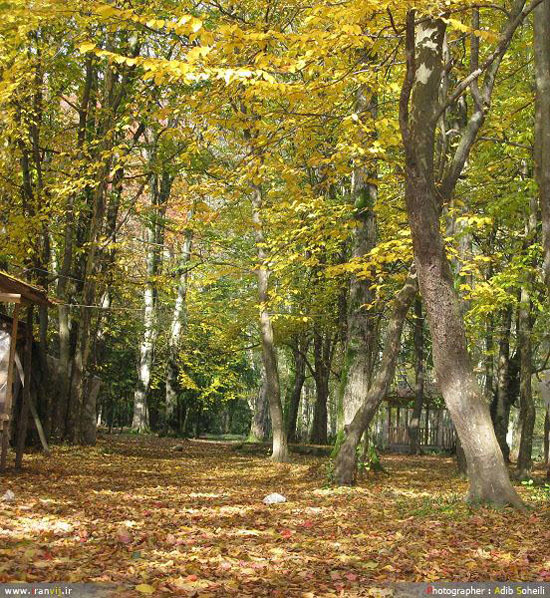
0, 271, 53, 471
384, 396, 455, 451
371, 374, 456, 452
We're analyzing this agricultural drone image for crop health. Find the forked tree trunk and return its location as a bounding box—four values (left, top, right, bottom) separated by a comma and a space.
400, 14, 522, 507
333, 274, 417, 484
251, 186, 288, 462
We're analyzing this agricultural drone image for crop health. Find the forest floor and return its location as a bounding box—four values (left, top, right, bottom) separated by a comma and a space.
1, 434, 550, 597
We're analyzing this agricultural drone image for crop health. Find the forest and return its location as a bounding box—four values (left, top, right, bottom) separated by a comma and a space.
2, 0, 550, 594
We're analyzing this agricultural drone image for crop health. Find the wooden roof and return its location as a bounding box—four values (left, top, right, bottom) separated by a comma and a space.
0, 271, 54, 307
385, 376, 443, 406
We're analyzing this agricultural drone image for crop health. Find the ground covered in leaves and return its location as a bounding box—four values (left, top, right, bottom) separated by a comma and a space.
1, 435, 550, 597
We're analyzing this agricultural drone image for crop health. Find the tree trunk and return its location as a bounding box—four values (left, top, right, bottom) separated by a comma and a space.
535, 0, 550, 288
339, 86, 378, 429
251, 185, 288, 461
286, 340, 307, 444
310, 328, 331, 445
516, 286, 535, 479
132, 165, 172, 432
534, 0, 550, 480
67, 164, 110, 443
132, 240, 155, 431
408, 297, 424, 454
165, 207, 194, 433
516, 195, 537, 479
492, 307, 513, 461
15, 307, 34, 470
81, 377, 101, 446
249, 376, 270, 441
333, 274, 417, 484
400, 14, 522, 507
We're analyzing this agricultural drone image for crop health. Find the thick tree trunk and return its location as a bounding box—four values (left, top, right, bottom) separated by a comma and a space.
333, 274, 417, 484
339, 87, 378, 429
408, 297, 424, 454
286, 341, 307, 444
310, 378, 329, 444
251, 186, 288, 461
67, 167, 110, 443
516, 197, 537, 479
249, 376, 270, 441
81, 377, 101, 445
408, 188, 521, 505
400, 15, 522, 507
534, 0, 550, 481
535, 0, 550, 288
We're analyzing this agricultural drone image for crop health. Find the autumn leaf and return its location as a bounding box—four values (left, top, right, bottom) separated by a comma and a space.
135, 583, 155, 594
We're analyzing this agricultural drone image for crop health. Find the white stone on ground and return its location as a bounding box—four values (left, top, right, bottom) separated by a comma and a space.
263, 493, 286, 505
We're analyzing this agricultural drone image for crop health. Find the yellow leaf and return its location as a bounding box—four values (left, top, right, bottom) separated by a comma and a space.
135, 584, 155, 594
78, 42, 96, 54
96, 4, 118, 17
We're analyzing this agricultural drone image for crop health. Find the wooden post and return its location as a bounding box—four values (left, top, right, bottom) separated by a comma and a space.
16, 306, 33, 470
436, 409, 444, 448
1, 303, 21, 471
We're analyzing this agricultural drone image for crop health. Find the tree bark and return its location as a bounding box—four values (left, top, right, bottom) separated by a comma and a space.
310, 328, 332, 445
132, 162, 172, 431
534, 0, 550, 480
164, 207, 194, 433
516, 286, 535, 478
333, 274, 417, 484
400, 13, 522, 507
249, 373, 270, 441
339, 86, 378, 429
535, 0, 550, 288
251, 185, 288, 461
516, 195, 537, 479
286, 339, 307, 444
491, 307, 514, 461
408, 297, 424, 454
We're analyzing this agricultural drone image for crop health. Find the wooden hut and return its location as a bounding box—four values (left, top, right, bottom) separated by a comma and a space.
0, 271, 53, 470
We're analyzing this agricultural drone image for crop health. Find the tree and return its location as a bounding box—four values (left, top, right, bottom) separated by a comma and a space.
398, 6, 533, 507
333, 273, 417, 484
